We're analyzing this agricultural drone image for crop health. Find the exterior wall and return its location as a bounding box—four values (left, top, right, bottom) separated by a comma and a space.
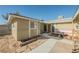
11, 17, 41, 41
73, 18, 79, 31
53, 22, 73, 31
73, 17, 79, 30
12, 19, 17, 40
40, 23, 44, 33
72, 17, 79, 39
30, 21, 38, 37
39, 23, 51, 33
30, 29, 37, 37
11, 17, 29, 41
73, 23, 77, 30
17, 19, 29, 41
48, 24, 51, 32
46, 24, 48, 32
38, 22, 41, 34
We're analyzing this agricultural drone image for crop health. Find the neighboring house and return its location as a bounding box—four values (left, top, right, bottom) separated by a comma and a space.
8, 8, 79, 41
0, 24, 10, 35
0, 25, 8, 31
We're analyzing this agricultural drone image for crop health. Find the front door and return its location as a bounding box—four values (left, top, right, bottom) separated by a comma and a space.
48, 24, 51, 32
44, 24, 47, 32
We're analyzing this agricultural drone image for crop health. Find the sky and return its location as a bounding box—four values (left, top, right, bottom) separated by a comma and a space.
0, 5, 77, 24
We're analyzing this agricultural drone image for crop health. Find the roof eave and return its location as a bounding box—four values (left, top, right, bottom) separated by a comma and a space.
72, 8, 79, 22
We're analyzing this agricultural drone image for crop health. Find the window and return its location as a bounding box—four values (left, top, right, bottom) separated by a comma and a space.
30, 22, 35, 28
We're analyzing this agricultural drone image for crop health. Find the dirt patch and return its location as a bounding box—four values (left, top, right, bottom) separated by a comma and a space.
49, 41, 73, 53
0, 35, 47, 53
0, 35, 21, 53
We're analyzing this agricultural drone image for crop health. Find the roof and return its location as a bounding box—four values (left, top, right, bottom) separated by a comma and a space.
44, 17, 72, 24
9, 13, 39, 21
8, 14, 45, 23
8, 13, 75, 24
8, 14, 72, 24
72, 7, 79, 21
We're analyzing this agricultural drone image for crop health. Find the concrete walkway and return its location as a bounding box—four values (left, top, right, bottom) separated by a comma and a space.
28, 33, 74, 53
29, 38, 58, 53
59, 39, 74, 45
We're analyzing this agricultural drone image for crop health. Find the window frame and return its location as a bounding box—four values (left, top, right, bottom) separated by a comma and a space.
30, 21, 37, 29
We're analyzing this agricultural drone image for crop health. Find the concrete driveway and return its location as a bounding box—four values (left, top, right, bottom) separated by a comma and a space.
29, 33, 74, 53
29, 38, 58, 53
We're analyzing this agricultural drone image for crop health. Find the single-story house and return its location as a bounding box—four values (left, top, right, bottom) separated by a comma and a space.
8, 8, 79, 41
8, 14, 45, 41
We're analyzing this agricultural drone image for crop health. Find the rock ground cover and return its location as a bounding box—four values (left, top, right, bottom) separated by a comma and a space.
0, 35, 47, 53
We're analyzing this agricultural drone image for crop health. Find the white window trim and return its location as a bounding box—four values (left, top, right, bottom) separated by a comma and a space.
30, 22, 37, 29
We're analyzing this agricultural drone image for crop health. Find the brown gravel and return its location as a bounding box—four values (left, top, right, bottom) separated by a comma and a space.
0, 35, 47, 53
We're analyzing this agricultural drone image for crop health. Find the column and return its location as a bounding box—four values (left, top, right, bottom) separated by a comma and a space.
29, 20, 31, 38
51, 24, 52, 32
37, 22, 38, 35
47, 24, 48, 32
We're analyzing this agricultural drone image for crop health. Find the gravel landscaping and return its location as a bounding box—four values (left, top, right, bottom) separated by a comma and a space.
0, 35, 47, 53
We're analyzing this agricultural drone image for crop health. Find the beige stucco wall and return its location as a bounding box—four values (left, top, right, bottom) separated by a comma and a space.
11, 17, 29, 41
73, 17, 79, 30
40, 23, 44, 33
53, 22, 73, 31
38, 22, 41, 34
30, 29, 37, 37
17, 19, 29, 40
11, 17, 41, 41
30, 21, 38, 37
12, 19, 17, 40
